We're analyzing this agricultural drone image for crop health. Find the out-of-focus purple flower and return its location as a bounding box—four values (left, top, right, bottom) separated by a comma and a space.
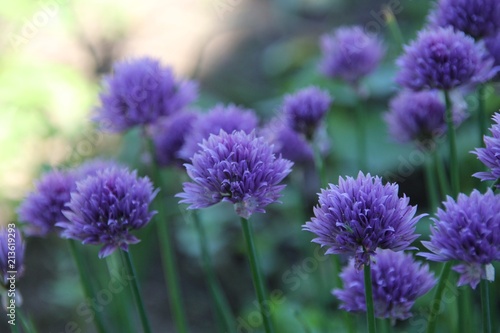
384, 90, 466, 146
303, 172, 423, 269
319, 26, 385, 85
333, 249, 436, 322
485, 33, 500, 78
420, 190, 500, 289
473, 113, 500, 184
260, 118, 314, 164
282, 86, 333, 139
396, 27, 495, 90
57, 167, 158, 258
177, 130, 293, 219
179, 104, 258, 160
0, 227, 25, 286
428, 0, 500, 40
17, 170, 76, 237
150, 110, 198, 167
94, 57, 197, 132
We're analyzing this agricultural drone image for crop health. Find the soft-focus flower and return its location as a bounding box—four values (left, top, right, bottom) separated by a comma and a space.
420, 190, 500, 289
17, 170, 76, 236
333, 249, 436, 322
396, 27, 494, 90
303, 172, 423, 269
0, 227, 25, 287
57, 168, 158, 258
319, 26, 385, 85
260, 119, 314, 164
94, 57, 197, 132
282, 86, 333, 139
151, 110, 198, 167
384, 90, 466, 146
473, 113, 500, 184
428, 0, 500, 40
177, 130, 293, 219
179, 104, 259, 160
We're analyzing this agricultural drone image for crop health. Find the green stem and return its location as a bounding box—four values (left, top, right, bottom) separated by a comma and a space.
478, 84, 487, 147
157, 216, 189, 333
424, 155, 439, 211
444, 90, 459, 197
106, 254, 134, 333
18, 309, 37, 333
240, 217, 275, 333
433, 148, 449, 199
383, 5, 405, 48
377, 317, 390, 333
364, 263, 376, 333
481, 280, 492, 333
193, 212, 234, 332
68, 240, 107, 333
355, 100, 367, 172
313, 141, 327, 187
144, 135, 189, 333
426, 261, 453, 333
122, 250, 152, 333
458, 288, 473, 333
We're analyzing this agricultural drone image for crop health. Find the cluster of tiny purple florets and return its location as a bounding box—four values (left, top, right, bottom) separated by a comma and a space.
420, 190, 500, 289
334, 249, 436, 321
304, 172, 423, 269
177, 130, 293, 219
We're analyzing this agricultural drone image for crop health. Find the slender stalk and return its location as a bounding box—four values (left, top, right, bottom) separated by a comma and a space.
10, 321, 19, 333
383, 5, 405, 48
426, 261, 453, 333
364, 263, 376, 333
424, 156, 439, 211
144, 135, 189, 333
444, 90, 459, 197
240, 217, 275, 333
68, 240, 107, 333
106, 254, 135, 333
193, 212, 234, 332
478, 84, 487, 147
157, 214, 189, 333
355, 100, 367, 172
313, 142, 327, 187
18, 309, 37, 333
433, 149, 449, 199
121, 250, 152, 333
458, 288, 473, 333
480, 280, 492, 333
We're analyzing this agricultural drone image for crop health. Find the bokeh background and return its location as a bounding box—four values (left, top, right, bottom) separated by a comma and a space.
2, 0, 500, 332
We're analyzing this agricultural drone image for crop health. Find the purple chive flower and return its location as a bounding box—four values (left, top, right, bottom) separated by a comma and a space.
282, 86, 333, 139
396, 27, 495, 91
94, 57, 197, 132
384, 90, 466, 147
419, 190, 500, 289
0, 227, 25, 286
303, 172, 423, 269
178, 104, 259, 160
17, 170, 76, 236
333, 249, 436, 322
428, 0, 500, 40
177, 130, 293, 219
319, 26, 385, 85
57, 167, 158, 258
261, 119, 314, 164
150, 110, 198, 167
473, 113, 500, 184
